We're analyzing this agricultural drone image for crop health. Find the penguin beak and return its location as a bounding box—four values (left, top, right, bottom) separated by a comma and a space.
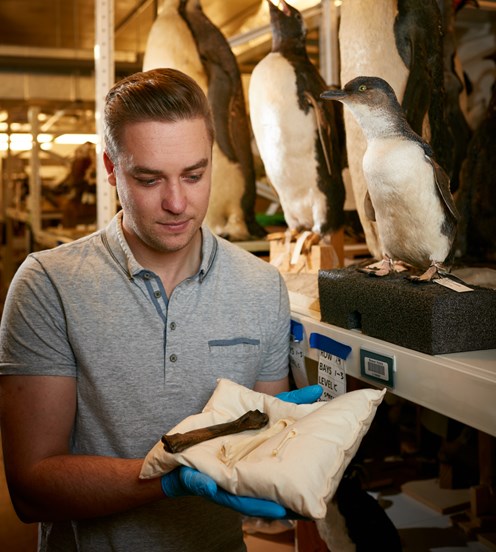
267, 0, 289, 14
279, 0, 291, 16
320, 89, 347, 102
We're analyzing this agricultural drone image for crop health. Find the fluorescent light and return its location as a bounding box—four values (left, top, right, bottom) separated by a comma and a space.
54, 133, 97, 145
37, 133, 53, 143
0, 133, 53, 151
0, 133, 33, 151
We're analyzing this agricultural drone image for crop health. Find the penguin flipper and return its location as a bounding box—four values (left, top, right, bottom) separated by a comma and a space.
303, 91, 334, 175
425, 155, 460, 222
364, 190, 376, 222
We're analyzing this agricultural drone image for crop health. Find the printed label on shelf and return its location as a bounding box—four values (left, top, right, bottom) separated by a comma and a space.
309, 332, 351, 401
317, 350, 346, 400
289, 339, 308, 388
360, 347, 395, 387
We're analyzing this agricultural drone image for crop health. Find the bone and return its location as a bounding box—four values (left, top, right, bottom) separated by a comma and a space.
219, 418, 296, 468
161, 409, 269, 453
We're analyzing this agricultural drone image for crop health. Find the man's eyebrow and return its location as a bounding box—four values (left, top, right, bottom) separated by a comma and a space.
184, 158, 209, 171
129, 158, 209, 175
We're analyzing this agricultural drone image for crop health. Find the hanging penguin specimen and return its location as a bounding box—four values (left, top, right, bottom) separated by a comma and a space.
143, 0, 263, 241
455, 62, 496, 264
394, 0, 470, 193
434, 0, 473, 194
143, 0, 207, 90
321, 76, 459, 281
249, 0, 346, 245
178, 0, 264, 240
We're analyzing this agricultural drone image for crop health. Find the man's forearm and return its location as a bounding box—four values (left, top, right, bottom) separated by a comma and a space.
10, 455, 163, 523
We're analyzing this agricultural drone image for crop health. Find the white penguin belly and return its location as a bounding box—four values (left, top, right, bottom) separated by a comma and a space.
363, 139, 451, 267
249, 53, 327, 233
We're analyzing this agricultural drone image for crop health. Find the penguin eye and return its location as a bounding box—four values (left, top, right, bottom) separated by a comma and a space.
358, 84, 367, 92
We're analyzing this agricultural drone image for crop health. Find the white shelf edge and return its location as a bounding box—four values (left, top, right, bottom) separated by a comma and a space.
291, 305, 496, 437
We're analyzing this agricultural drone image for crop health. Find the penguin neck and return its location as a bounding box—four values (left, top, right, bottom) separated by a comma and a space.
272, 37, 307, 58
347, 105, 407, 141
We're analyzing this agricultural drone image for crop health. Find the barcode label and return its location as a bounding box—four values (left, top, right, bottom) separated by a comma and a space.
364, 358, 388, 380
360, 347, 395, 387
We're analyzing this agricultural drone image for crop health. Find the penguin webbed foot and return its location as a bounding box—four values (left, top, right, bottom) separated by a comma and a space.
358, 255, 393, 277
407, 262, 448, 283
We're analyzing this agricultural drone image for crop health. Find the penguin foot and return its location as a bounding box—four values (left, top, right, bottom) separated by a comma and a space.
359, 256, 393, 277
407, 263, 446, 282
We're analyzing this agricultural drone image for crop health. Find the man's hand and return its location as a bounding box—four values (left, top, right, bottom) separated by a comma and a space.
161, 466, 287, 518
276, 384, 323, 404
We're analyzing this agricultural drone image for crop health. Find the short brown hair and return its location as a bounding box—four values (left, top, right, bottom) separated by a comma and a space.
104, 68, 215, 163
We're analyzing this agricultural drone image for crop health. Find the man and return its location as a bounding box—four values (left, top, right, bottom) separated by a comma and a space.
0, 69, 319, 550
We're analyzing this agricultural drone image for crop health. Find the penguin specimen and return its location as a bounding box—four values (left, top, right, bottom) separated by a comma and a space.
321, 76, 459, 281
316, 473, 403, 551
143, 0, 261, 241
338, 0, 468, 259
179, 0, 264, 240
338, 0, 410, 259
142, 0, 207, 90
249, 0, 345, 242
456, 71, 496, 263
394, 0, 470, 193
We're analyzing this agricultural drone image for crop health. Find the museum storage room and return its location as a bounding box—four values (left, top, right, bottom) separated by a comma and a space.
0, 1, 495, 551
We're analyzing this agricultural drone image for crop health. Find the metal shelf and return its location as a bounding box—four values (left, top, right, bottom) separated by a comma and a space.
290, 304, 496, 438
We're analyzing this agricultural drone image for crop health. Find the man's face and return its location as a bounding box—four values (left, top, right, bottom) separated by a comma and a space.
105, 118, 212, 256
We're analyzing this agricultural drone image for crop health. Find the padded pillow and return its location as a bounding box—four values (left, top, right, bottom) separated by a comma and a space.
140, 379, 385, 519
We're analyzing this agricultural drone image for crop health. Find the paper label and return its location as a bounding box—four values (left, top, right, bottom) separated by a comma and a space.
434, 278, 473, 293
317, 350, 346, 400
289, 340, 309, 388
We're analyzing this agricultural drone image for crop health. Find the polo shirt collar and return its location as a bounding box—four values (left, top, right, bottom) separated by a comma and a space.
102, 211, 218, 282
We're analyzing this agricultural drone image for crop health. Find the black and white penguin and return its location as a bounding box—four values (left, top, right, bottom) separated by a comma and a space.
249, 0, 345, 241
143, 0, 207, 90
178, 0, 264, 240
321, 76, 459, 281
316, 473, 403, 552
143, 0, 261, 241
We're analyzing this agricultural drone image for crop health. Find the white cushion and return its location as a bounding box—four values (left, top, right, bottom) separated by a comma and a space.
140, 378, 385, 519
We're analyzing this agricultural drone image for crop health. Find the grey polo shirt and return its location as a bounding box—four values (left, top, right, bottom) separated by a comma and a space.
0, 212, 290, 551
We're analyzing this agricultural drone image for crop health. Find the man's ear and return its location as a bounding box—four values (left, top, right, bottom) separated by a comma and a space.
103, 151, 117, 186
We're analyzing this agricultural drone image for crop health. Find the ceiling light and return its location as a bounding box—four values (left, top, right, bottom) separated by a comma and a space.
54, 133, 98, 145
0, 133, 33, 151
37, 133, 53, 143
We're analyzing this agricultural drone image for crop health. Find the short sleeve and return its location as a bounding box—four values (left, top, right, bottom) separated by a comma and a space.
258, 271, 291, 382
0, 255, 76, 377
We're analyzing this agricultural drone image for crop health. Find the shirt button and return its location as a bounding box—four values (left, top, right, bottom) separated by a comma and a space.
144, 272, 151, 280
170, 322, 176, 330
170, 354, 177, 363
154, 290, 161, 298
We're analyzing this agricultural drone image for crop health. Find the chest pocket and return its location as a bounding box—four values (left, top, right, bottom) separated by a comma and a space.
207, 338, 262, 384
208, 337, 261, 357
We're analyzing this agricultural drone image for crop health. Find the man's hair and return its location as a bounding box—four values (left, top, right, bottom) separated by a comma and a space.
104, 67, 215, 163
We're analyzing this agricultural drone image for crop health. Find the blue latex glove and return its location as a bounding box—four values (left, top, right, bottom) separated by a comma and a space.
276, 384, 323, 404
161, 466, 287, 518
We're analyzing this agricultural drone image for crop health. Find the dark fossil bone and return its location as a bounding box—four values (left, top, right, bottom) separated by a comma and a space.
162, 409, 269, 453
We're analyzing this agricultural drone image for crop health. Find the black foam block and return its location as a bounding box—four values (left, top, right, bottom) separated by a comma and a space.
318, 268, 496, 355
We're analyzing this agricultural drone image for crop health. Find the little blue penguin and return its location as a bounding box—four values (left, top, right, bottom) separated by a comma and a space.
321, 76, 459, 281
249, 0, 345, 241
